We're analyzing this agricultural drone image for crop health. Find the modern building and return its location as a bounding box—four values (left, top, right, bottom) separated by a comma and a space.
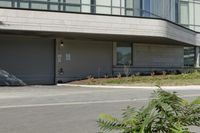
0, 0, 200, 85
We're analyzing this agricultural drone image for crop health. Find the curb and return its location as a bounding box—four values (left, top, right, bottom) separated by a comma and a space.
57, 84, 200, 90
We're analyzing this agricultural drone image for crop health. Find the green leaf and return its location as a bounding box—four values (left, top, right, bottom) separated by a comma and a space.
192, 97, 200, 105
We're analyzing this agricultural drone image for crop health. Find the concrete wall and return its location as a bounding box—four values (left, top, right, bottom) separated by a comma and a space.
56, 40, 184, 81
0, 8, 198, 46
56, 39, 113, 82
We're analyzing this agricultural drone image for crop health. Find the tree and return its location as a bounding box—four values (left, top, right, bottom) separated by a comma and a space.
97, 88, 200, 133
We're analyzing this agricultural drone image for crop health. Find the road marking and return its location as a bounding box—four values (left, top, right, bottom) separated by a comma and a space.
0, 99, 139, 109
0, 94, 199, 109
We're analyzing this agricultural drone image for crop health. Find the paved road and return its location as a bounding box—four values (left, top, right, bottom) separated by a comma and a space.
0, 85, 200, 133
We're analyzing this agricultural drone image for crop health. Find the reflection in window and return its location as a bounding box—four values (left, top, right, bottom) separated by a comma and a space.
0, 0, 12, 7
82, 0, 91, 13
0, 0, 192, 28
125, 0, 141, 16
143, 0, 150, 17
117, 43, 132, 65
184, 47, 195, 67
180, 1, 189, 25
125, 0, 133, 16
66, 0, 81, 12
19, 1, 29, 9
49, 0, 59, 11
112, 0, 121, 15
96, 0, 111, 14
31, 0, 48, 10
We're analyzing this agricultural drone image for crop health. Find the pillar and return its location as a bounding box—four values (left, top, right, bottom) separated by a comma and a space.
195, 46, 200, 68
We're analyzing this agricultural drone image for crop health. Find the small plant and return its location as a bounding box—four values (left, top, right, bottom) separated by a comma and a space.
123, 65, 131, 77
117, 73, 122, 79
97, 88, 200, 133
150, 71, 155, 76
162, 71, 167, 76
123, 61, 132, 77
87, 75, 94, 81
104, 74, 109, 78
135, 72, 140, 76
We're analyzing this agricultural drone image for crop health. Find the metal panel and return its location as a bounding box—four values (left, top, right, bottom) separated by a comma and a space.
56, 39, 113, 82
0, 36, 55, 85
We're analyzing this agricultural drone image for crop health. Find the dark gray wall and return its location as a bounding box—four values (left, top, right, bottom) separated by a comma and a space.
0, 36, 55, 85
113, 43, 184, 75
56, 39, 113, 82
133, 43, 184, 67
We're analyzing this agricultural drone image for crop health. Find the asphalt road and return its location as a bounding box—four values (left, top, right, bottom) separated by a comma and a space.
0, 85, 200, 133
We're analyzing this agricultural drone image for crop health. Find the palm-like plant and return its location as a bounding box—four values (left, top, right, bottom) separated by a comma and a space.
97, 89, 200, 133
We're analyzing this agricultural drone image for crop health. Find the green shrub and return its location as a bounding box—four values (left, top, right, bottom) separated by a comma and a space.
97, 88, 200, 133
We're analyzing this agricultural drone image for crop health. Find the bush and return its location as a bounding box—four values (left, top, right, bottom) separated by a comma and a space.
97, 88, 200, 133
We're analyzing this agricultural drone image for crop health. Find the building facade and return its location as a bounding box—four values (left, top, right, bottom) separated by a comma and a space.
0, 0, 200, 85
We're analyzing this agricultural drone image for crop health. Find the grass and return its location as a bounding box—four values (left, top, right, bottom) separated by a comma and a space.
71, 71, 200, 86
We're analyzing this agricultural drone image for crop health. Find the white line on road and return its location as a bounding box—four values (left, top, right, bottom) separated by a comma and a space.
0, 94, 199, 109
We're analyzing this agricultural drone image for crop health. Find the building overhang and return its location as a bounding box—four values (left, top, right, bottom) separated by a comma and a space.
0, 8, 199, 46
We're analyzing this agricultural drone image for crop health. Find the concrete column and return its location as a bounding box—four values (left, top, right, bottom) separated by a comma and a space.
195, 46, 200, 68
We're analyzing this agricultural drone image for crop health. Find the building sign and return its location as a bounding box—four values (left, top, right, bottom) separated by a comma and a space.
66, 53, 71, 61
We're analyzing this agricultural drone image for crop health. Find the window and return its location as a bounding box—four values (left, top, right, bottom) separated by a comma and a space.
184, 47, 195, 67
117, 43, 132, 65
112, 0, 121, 15
143, 0, 150, 17
175, 0, 179, 23
125, 0, 141, 16
82, 0, 91, 13
31, 0, 48, 10
96, 0, 111, 14
65, 0, 81, 12
91, 0, 96, 13
180, 1, 189, 25
49, 0, 60, 11
125, 0, 133, 16
0, 0, 13, 7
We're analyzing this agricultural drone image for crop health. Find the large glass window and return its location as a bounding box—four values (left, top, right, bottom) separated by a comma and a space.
0, 0, 12, 7
96, 0, 111, 14
180, 1, 189, 26
49, 0, 60, 11
112, 0, 121, 15
117, 43, 132, 65
143, 0, 150, 17
125, 0, 133, 16
91, 0, 96, 13
194, 1, 200, 31
31, 0, 48, 10
125, 0, 141, 16
82, 0, 90, 13
19, 0, 29, 9
65, 0, 81, 12
175, 0, 179, 23
184, 47, 195, 67
0, 0, 195, 30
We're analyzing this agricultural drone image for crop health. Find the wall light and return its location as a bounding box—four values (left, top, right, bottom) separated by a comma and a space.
60, 40, 64, 47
